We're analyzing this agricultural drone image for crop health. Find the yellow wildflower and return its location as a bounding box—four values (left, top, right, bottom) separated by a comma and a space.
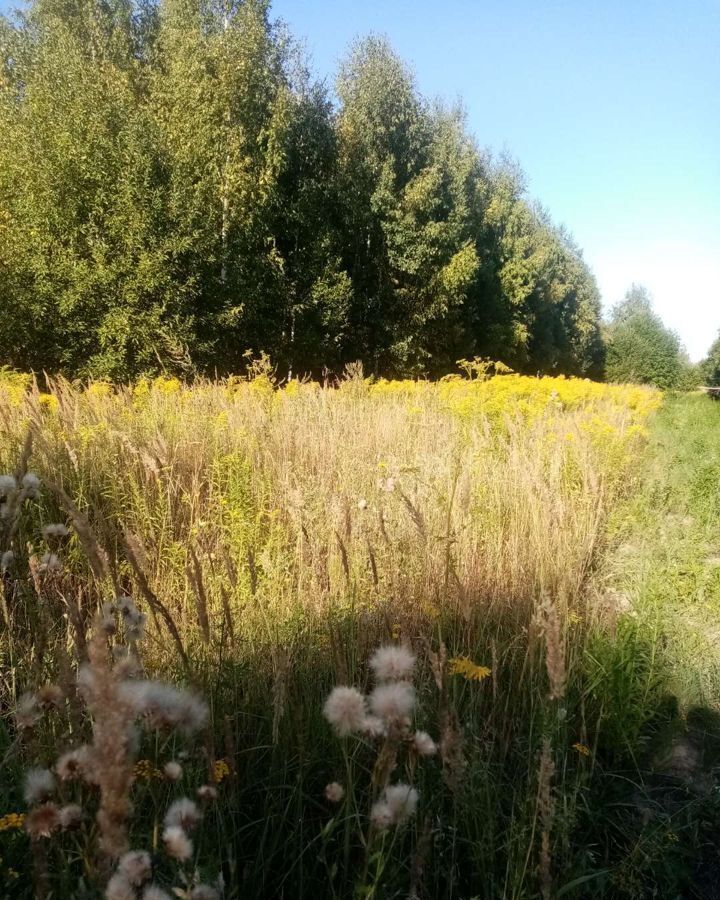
448, 657, 491, 681
133, 759, 163, 781
212, 759, 230, 784
572, 742, 591, 757
0, 812, 26, 831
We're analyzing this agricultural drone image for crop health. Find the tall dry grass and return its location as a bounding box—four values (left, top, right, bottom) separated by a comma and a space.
0, 370, 665, 898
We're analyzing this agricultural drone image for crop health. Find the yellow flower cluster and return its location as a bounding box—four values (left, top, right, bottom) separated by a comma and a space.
572, 742, 591, 757
0, 812, 25, 832
133, 759, 164, 781
212, 759, 230, 783
448, 657, 492, 681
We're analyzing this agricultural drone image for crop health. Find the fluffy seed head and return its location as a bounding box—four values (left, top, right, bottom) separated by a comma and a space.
37, 684, 64, 708
369, 645, 416, 682
361, 715, 387, 738
191, 886, 220, 900
324, 782, 345, 802
21, 472, 40, 498
369, 682, 415, 723
370, 800, 394, 830
163, 761, 183, 781
59, 804, 84, 830
162, 826, 193, 860
118, 850, 152, 886
106, 873, 135, 900
196, 784, 218, 802
42, 523, 69, 539
0, 474, 17, 497
25, 803, 60, 838
384, 783, 419, 823
24, 768, 56, 805
15, 692, 41, 729
323, 686, 367, 736
1, 550, 14, 571
143, 888, 173, 900
164, 798, 200, 831
412, 730, 437, 756
119, 680, 209, 735
56, 746, 90, 781
39, 552, 61, 572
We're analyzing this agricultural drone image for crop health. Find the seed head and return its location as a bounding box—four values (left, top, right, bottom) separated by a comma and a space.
412, 730, 437, 756
25, 803, 60, 838
369, 644, 416, 682
118, 850, 152, 886
163, 761, 183, 781
323, 686, 367, 736
24, 768, 56, 805
162, 825, 193, 860
324, 782, 345, 802
369, 682, 415, 723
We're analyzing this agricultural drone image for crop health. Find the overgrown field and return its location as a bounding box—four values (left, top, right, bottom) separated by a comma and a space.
3, 370, 716, 899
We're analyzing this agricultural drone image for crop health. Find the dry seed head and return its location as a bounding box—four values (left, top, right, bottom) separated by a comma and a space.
324, 782, 345, 802
143, 888, 173, 900
384, 783, 419, 823
191, 885, 220, 900
0, 474, 17, 497
1, 549, 14, 571
25, 803, 60, 838
163, 760, 183, 781
39, 552, 61, 572
42, 523, 69, 539
106, 873, 136, 900
59, 804, 84, 830
118, 850, 152, 886
412, 730, 437, 756
164, 797, 200, 831
369, 681, 415, 723
15, 692, 41, 729
162, 825, 193, 860
196, 784, 218, 802
361, 715, 387, 738
119, 680, 209, 734
56, 746, 90, 781
323, 686, 367, 736
369, 644, 416, 682
24, 768, 56, 805
22, 472, 40, 498
37, 684, 64, 709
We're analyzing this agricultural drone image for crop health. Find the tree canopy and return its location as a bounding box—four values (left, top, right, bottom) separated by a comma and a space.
0, 1, 606, 380
604, 284, 693, 390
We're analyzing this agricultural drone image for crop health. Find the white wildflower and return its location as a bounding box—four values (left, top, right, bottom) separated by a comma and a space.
412, 730, 437, 756
369, 682, 415, 722
324, 782, 345, 802
162, 825, 193, 860
164, 797, 200, 831
323, 686, 367, 736
369, 645, 415, 682
24, 768, 56, 805
118, 850, 152, 886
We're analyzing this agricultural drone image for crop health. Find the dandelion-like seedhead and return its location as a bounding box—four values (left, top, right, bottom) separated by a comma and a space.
37, 683, 64, 708
22, 472, 40, 498
162, 825, 193, 861
15, 692, 41, 729
106, 872, 136, 900
1, 549, 14, 571
197, 784, 218, 802
39, 552, 61, 573
190, 885, 220, 900
323, 686, 367, 736
118, 850, 152, 886
24, 768, 56, 805
25, 803, 61, 838
142, 887, 173, 900
369, 644, 415, 682
119, 680, 209, 735
42, 523, 69, 539
324, 782, 345, 802
412, 730, 437, 756
164, 797, 200, 831
0, 474, 17, 497
59, 804, 83, 830
163, 760, 183, 781
369, 681, 415, 723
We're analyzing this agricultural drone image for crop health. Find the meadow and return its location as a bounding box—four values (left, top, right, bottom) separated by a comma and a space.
2, 367, 718, 899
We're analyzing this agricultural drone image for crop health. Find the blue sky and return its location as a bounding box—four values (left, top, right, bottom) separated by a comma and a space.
270, 0, 720, 360
2, 0, 717, 357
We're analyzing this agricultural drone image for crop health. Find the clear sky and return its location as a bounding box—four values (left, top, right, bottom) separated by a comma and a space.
269, 0, 720, 360
1, 0, 717, 358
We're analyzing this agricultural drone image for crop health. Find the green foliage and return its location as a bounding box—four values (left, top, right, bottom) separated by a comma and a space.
0, 2, 605, 379
605, 284, 685, 390
701, 330, 720, 386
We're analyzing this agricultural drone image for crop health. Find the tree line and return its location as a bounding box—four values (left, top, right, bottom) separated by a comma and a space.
0, 0, 608, 381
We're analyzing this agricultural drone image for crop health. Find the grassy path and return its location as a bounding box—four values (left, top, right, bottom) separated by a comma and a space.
594, 394, 720, 897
